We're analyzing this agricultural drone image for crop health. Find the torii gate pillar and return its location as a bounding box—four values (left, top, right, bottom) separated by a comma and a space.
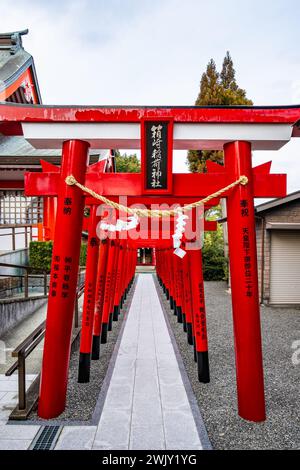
38, 139, 89, 419
78, 205, 100, 383
43, 196, 57, 241
225, 141, 266, 422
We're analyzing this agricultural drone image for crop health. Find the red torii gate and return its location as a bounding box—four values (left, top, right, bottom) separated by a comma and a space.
78, 212, 215, 382
1, 103, 299, 423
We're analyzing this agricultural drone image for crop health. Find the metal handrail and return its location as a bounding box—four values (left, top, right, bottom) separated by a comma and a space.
5, 321, 46, 410
5, 279, 85, 413
0, 224, 37, 250
0, 262, 48, 298
0, 261, 46, 273
0, 274, 46, 278
0, 224, 36, 228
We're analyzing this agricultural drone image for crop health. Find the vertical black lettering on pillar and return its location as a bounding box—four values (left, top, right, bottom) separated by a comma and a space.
240, 199, 253, 298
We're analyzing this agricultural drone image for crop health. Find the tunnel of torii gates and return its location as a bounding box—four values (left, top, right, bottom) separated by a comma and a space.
1, 104, 300, 424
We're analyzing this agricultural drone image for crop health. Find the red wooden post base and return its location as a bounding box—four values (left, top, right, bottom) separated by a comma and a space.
183, 250, 193, 345
78, 206, 100, 383
225, 141, 266, 422
188, 249, 210, 383
38, 139, 89, 419
92, 239, 109, 360
101, 240, 116, 343
113, 241, 125, 320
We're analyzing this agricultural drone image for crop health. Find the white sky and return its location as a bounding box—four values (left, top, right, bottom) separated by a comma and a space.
1, 0, 300, 193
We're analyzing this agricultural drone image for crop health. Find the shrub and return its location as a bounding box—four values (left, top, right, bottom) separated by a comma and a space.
29, 241, 53, 272
29, 241, 87, 272
79, 243, 87, 266
202, 240, 228, 281
202, 206, 228, 281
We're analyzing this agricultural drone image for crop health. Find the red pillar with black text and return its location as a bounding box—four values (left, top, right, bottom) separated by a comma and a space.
92, 239, 109, 359
101, 240, 116, 343
183, 249, 193, 344
224, 140, 266, 422
165, 248, 171, 300
175, 253, 184, 323
120, 242, 128, 307
188, 248, 210, 383
78, 205, 100, 382
180, 250, 188, 333
168, 247, 175, 311
113, 240, 124, 320
108, 239, 119, 328
173, 253, 183, 323
38, 139, 89, 419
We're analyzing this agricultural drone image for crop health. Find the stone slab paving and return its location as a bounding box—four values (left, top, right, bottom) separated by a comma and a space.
85, 273, 204, 450
0, 274, 207, 451
0, 292, 85, 450
54, 426, 97, 450
0, 373, 40, 449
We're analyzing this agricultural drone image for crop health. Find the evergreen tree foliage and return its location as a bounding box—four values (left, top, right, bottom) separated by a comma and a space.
114, 150, 141, 173
187, 52, 252, 173
197, 59, 222, 106
202, 206, 228, 281
220, 51, 237, 90
220, 51, 253, 105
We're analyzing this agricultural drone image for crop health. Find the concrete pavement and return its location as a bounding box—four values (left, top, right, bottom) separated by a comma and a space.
54, 274, 208, 450
0, 274, 209, 450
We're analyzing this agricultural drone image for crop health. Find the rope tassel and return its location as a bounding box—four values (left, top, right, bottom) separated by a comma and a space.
172, 212, 189, 257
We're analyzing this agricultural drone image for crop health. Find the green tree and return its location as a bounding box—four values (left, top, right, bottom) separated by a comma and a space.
114, 150, 141, 173
196, 59, 222, 105
220, 51, 253, 105
202, 205, 228, 281
187, 52, 252, 173
220, 51, 237, 90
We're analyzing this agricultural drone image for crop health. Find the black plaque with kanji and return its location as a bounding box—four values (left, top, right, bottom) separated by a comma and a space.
145, 121, 169, 190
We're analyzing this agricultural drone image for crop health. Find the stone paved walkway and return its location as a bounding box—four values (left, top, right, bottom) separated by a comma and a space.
0, 274, 208, 450
55, 274, 205, 450
0, 374, 40, 449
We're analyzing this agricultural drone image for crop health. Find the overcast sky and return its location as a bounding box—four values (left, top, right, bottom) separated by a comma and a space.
1, 0, 300, 194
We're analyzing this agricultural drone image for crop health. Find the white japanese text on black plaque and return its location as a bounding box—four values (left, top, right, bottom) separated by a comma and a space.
145, 121, 168, 190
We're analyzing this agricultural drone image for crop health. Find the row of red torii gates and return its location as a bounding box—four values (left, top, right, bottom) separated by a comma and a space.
1, 103, 300, 423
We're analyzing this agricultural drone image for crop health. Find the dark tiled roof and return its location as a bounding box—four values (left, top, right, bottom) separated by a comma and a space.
255, 191, 300, 213
0, 29, 28, 54
0, 135, 61, 156
0, 29, 41, 102
0, 134, 110, 158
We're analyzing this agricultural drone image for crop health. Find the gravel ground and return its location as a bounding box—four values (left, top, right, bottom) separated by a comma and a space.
161, 280, 300, 450
29, 285, 135, 423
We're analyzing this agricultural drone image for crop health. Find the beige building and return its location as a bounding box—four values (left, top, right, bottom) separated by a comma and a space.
255, 191, 300, 306
221, 191, 300, 306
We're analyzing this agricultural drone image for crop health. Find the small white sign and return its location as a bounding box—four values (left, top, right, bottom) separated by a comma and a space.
174, 247, 186, 258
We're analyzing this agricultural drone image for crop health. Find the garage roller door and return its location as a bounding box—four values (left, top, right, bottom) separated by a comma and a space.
270, 230, 300, 304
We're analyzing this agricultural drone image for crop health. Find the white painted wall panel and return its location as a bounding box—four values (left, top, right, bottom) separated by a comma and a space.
270, 230, 300, 304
